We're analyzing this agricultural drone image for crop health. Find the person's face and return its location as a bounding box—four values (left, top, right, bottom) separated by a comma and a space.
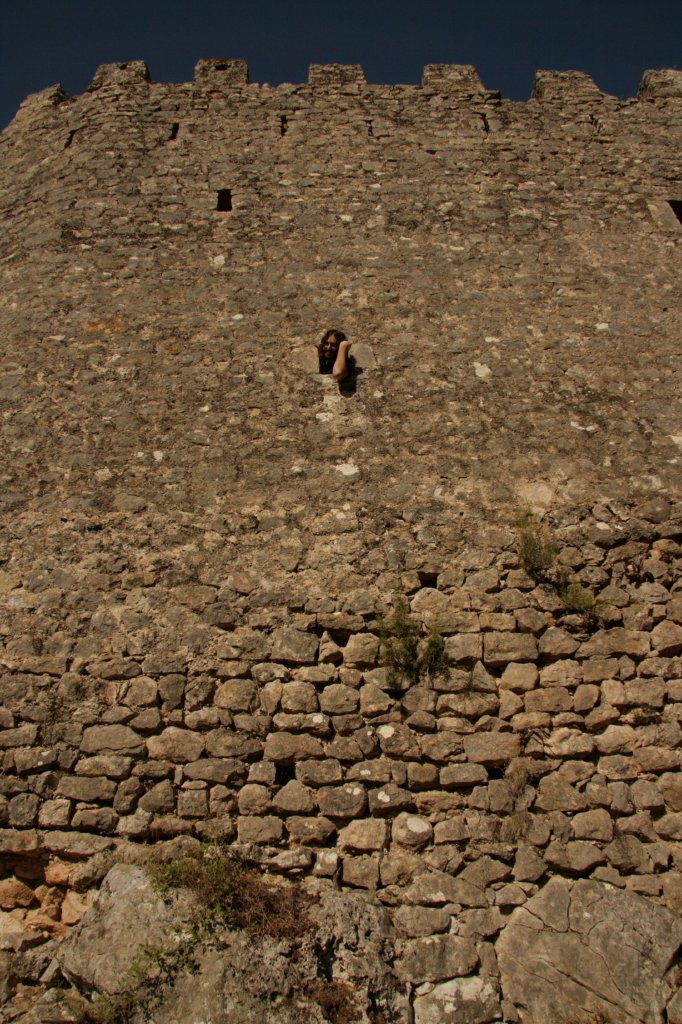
321, 336, 339, 358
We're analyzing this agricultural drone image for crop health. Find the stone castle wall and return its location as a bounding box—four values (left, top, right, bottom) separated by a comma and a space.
0, 61, 681, 1022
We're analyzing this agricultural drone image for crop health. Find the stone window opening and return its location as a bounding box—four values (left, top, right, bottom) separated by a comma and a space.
479, 112, 490, 134
216, 188, 233, 212
669, 200, 682, 226
64, 129, 77, 150
366, 119, 374, 137
169, 122, 180, 141
280, 115, 288, 137
275, 764, 295, 785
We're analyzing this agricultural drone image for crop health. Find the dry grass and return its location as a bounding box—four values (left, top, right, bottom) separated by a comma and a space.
150, 845, 310, 941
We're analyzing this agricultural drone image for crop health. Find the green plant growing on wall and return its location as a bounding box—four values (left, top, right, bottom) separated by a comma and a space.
556, 569, 602, 628
379, 601, 446, 685
515, 510, 559, 580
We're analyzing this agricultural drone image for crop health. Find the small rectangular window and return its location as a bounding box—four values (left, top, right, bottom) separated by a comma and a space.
216, 189, 232, 212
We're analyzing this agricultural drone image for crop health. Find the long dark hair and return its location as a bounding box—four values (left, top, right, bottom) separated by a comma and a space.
317, 329, 347, 374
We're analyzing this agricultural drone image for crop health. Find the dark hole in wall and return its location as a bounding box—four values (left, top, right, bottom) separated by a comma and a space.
669, 200, 682, 225
280, 115, 288, 136
275, 764, 296, 785
64, 130, 77, 149
417, 571, 439, 588
169, 122, 179, 141
216, 189, 232, 212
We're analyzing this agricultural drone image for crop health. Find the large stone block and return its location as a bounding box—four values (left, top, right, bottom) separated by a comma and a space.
81, 725, 145, 757
483, 633, 537, 666
497, 878, 682, 1024
146, 728, 205, 763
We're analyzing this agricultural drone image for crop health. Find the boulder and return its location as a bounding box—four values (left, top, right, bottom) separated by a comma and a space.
57, 864, 182, 995
497, 877, 682, 1024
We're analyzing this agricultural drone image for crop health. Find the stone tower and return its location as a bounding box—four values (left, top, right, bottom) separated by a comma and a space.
0, 61, 681, 1023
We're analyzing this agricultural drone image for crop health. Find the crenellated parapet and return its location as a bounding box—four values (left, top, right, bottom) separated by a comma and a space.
4, 61, 682, 129
638, 68, 682, 99
531, 69, 606, 102
308, 63, 366, 87
194, 57, 250, 87
87, 60, 151, 91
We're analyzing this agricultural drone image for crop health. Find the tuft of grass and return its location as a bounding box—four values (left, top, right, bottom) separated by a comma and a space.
307, 980, 361, 1024
150, 845, 309, 941
556, 569, 602, 628
379, 601, 446, 686
515, 510, 558, 580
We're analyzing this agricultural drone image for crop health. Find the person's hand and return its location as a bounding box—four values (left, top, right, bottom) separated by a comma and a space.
339, 339, 352, 350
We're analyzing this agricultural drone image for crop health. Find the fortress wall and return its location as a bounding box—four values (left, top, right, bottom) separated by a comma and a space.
0, 62, 681, 1019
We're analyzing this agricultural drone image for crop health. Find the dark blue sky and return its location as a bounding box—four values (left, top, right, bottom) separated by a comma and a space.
2, 0, 680, 129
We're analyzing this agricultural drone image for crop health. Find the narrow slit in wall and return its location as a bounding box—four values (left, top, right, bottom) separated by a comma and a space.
64, 130, 77, 149
169, 122, 179, 141
280, 115, 288, 136
216, 188, 232, 212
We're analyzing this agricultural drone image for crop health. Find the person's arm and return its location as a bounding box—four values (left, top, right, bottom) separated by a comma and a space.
331, 340, 352, 382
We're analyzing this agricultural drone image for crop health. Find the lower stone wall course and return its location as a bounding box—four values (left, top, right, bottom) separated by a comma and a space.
0, 508, 681, 1018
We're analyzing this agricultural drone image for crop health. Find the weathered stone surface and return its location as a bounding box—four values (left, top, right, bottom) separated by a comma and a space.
392, 813, 434, 850
214, 679, 258, 711
462, 733, 520, 765
579, 629, 650, 658
57, 864, 180, 994
407, 871, 487, 908
399, 934, 478, 984
651, 620, 682, 656
271, 628, 318, 664
338, 819, 389, 851
264, 731, 324, 762
342, 854, 380, 889
440, 764, 488, 788
146, 727, 205, 763
0, 64, 681, 1022
368, 784, 414, 817
272, 780, 316, 815
538, 627, 580, 658
0, 879, 35, 910
318, 783, 367, 819
413, 976, 500, 1024
319, 684, 359, 714
342, 633, 380, 666
138, 779, 175, 814
75, 755, 132, 780
80, 725, 145, 756
497, 878, 682, 1024
152, 883, 400, 1024
236, 815, 283, 844
285, 815, 336, 845
56, 776, 117, 803
499, 663, 538, 691
41, 832, 114, 856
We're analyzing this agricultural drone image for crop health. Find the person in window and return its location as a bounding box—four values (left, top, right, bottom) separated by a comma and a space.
317, 329, 352, 383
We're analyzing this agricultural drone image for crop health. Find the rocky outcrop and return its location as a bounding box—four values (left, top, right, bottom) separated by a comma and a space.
497, 877, 682, 1024
55, 862, 402, 1024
